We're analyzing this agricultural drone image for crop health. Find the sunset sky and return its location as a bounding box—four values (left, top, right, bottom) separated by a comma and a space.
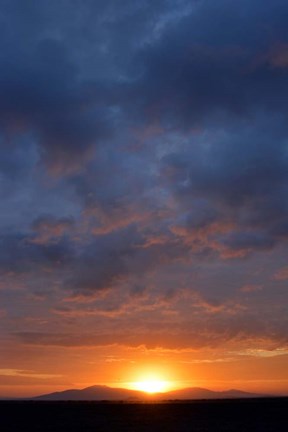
1, 0, 288, 398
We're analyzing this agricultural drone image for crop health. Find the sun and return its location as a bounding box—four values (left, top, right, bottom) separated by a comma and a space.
133, 378, 169, 394
125, 366, 176, 394
129, 373, 170, 394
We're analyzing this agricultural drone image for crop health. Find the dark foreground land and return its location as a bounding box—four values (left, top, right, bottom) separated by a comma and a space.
1, 398, 287, 432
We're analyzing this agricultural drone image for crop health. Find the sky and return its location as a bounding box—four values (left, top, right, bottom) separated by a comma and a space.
1, 0, 288, 398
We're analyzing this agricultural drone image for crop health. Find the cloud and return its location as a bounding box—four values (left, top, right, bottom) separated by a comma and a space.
0, 369, 62, 379
240, 284, 262, 293
31, 215, 74, 244
14, 320, 288, 351
0, 38, 109, 175
1, 0, 288, 361
274, 267, 288, 280
0, 231, 74, 276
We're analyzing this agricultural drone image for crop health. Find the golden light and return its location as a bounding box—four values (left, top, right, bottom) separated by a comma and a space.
128, 370, 172, 394
133, 378, 169, 394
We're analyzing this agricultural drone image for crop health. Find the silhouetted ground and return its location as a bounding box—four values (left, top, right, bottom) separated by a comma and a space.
0, 397, 287, 431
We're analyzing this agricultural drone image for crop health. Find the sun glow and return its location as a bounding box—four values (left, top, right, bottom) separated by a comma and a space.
133, 378, 169, 394
125, 365, 177, 394
128, 370, 172, 394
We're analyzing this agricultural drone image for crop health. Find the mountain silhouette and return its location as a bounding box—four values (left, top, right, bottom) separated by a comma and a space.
34, 385, 145, 401
33, 385, 263, 401
161, 387, 261, 400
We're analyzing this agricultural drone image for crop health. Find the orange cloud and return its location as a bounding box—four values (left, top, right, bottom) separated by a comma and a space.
274, 267, 288, 280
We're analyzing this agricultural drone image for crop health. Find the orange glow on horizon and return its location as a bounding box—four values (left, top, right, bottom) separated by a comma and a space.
130, 378, 170, 393
2, 344, 288, 398
124, 367, 177, 393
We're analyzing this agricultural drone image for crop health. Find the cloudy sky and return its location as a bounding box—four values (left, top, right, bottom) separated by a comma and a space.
1, 0, 288, 397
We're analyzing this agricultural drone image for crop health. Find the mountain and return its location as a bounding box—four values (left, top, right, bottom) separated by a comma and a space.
163, 387, 261, 400
34, 385, 145, 401
33, 385, 263, 401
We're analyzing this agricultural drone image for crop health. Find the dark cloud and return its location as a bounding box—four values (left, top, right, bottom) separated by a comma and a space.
31, 215, 74, 243
14, 310, 288, 350
0, 37, 110, 174
218, 231, 275, 253
0, 231, 74, 275
65, 224, 189, 296
1, 0, 288, 357
160, 119, 288, 256
128, 0, 288, 127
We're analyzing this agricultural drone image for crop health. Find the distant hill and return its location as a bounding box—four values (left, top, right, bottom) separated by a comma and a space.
34, 385, 145, 401
33, 385, 263, 401
163, 387, 261, 400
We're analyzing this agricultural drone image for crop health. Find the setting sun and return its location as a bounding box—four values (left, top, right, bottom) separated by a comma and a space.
133, 378, 169, 394
127, 370, 173, 394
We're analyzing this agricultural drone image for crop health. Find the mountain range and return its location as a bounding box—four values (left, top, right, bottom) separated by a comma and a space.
33, 385, 263, 401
